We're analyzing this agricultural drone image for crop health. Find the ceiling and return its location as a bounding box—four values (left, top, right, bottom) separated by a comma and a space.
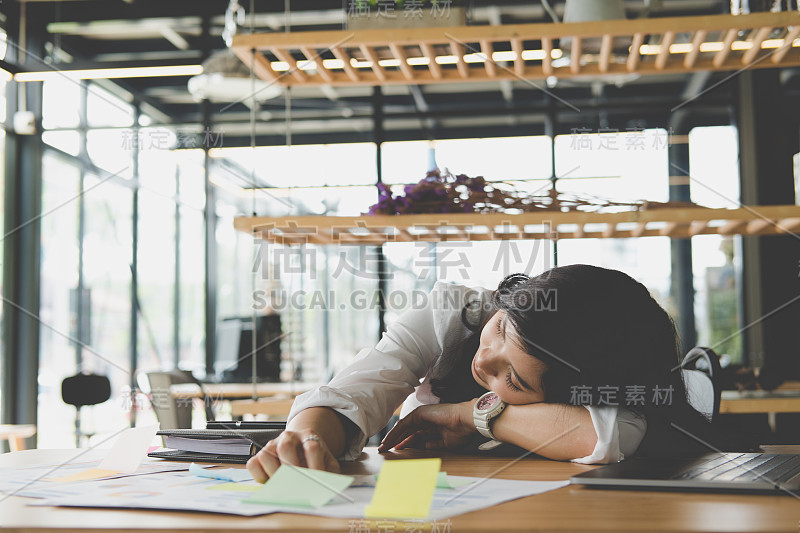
2, 0, 798, 147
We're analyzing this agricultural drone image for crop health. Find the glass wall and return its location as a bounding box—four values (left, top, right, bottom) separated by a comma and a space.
0, 49, 7, 418
689, 126, 743, 364
37, 154, 81, 447
36, 79, 210, 444
555, 129, 672, 309
26, 67, 746, 442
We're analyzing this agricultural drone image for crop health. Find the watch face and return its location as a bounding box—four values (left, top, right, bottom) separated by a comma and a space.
476, 392, 499, 411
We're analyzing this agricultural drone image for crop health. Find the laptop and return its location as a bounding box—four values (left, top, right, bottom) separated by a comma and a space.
571, 453, 800, 493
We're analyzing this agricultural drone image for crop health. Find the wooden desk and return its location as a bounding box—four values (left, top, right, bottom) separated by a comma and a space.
230, 399, 403, 418
170, 382, 316, 400
230, 398, 296, 418
2, 446, 800, 532
719, 390, 800, 414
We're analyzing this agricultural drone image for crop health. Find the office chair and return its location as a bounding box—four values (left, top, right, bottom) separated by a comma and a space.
144, 370, 215, 430
61, 372, 112, 448
680, 346, 722, 421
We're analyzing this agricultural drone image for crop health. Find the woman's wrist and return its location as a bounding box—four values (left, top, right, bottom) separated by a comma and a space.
286, 407, 347, 457
459, 399, 478, 432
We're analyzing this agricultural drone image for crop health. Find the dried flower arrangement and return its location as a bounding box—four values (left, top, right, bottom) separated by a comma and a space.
366, 169, 698, 215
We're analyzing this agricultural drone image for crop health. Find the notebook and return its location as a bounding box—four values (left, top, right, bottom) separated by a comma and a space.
148, 422, 285, 464
571, 453, 800, 494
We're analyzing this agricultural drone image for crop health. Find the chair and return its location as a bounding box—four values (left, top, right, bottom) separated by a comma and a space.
0, 424, 37, 452
681, 346, 722, 421
144, 370, 214, 430
61, 372, 112, 447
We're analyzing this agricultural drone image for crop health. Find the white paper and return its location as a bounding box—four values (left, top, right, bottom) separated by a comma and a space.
32, 470, 276, 517
33, 472, 568, 519
0, 458, 189, 499
99, 424, 160, 474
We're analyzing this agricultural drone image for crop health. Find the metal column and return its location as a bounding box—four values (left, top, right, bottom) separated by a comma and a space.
668, 135, 697, 353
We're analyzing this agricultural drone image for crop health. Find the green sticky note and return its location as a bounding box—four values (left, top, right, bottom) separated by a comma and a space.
207, 482, 260, 492
242, 465, 355, 508
436, 471, 474, 489
365, 458, 441, 519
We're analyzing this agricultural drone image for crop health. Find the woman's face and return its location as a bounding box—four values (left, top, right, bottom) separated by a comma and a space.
472, 311, 546, 404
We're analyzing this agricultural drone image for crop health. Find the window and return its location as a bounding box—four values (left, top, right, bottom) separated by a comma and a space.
38, 154, 81, 447
554, 129, 672, 309
82, 174, 134, 440
0, 67, 6, 414
689, 126, 743, 363
137, 188, 177, 371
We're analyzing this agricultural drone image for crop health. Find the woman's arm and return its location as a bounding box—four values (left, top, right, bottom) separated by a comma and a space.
247, 407, 348, 482
492, 403, 597, 460
380, 401, 598, 461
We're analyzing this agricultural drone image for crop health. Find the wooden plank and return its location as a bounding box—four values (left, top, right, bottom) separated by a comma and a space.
772, 25, 800, 64
627, 32, 644, 72
541, 37, 553, 76
232, 12, 800, 49
720, 395, 800, 414
359, 44, 387, 81
272, 48, 306, 82
419, 42, 442, 79
330, 45, 360, 82
655, 31, 675, 70
598, 34, 613, 73
570, 36, 582, 74
777, 217, 800, 234
450, 40, 469, 78
479, 39, 497, 77
232, 53, 800, 88
660, 221, 682, 236
389, 43, 415, 81
511, 37, 525, 77
742, 26, 773, 65
688, 220, 709, 236
236, 206, 800, 243
232, 46, 278, 82
713, 28, 739, 67
746, 218, 774, 234
718, 219, 748, 235
230, 398, 296, 417
632, 221, 647, 238
684, 29, 707, 68
299, 46, 332, 83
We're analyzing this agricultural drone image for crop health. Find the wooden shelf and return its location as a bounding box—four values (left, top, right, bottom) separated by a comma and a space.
234, 205, 800, 245
231, 12, 800, 88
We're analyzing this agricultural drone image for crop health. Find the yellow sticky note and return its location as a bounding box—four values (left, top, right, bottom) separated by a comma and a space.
365, 458, 441, 519
47, 468, 119, 483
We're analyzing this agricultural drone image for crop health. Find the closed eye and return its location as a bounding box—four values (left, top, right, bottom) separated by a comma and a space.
505, 369, 522, 392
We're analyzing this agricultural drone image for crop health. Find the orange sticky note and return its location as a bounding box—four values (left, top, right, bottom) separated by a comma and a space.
365, 458, 441, 519
47, 468, 119, 483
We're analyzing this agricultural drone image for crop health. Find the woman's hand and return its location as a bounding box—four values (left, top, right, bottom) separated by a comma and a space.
378, 400, 476, 452
246, 429, 341, 483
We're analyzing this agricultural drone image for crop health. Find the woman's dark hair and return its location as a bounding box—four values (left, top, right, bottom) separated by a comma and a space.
430, 264, 757, 455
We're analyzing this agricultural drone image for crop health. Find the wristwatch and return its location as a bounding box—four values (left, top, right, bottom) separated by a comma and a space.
473, 391, 506, 450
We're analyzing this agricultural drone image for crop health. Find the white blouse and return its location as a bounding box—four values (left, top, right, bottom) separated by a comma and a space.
289, 281, 647, 463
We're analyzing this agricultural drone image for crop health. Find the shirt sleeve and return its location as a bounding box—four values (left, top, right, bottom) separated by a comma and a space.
571, 406, 647, 464
288, 282, 478, 460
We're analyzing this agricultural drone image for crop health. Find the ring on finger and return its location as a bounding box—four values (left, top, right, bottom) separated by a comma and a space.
302, 434, 322, 445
